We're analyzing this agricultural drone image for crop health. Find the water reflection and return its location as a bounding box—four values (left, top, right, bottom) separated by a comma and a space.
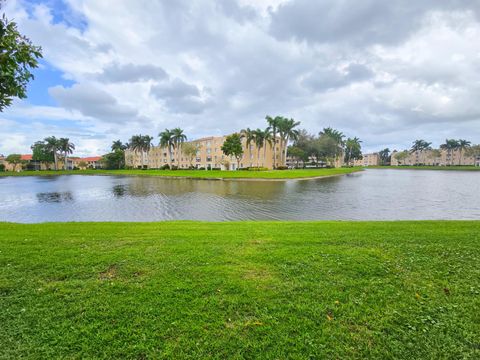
0, 170, 478, 222
37, 191, 74, 203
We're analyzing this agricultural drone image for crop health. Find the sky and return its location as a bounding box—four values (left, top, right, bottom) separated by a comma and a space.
1, 0, 480, 156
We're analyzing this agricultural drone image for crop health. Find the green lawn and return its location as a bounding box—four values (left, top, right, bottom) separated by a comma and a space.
369, 165, 480, 171
1, 221, 479, 359
0, 167, 361, 179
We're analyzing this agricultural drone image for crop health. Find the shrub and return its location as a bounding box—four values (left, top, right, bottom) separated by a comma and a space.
188, 165, 196, 170
212, 167, 221, 170
0, 164, 5, 172
198, 167, 205, 170
160, 164, 170, 170
276, 166, 288, 170
171, 165, 178, 170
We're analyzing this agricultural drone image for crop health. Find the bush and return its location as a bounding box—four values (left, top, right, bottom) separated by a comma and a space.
171, 165, 178, 170
276, 166, 288, 170
160, 164, 170, 170
198, 167, 205, 170
239, 167, 249, 171
0, 164, 5, 172
212, 167, 221, 170
188, 165, 196, 170
248, 167, 268, 171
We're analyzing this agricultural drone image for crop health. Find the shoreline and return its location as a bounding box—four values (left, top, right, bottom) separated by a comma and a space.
0, 168, 362, 181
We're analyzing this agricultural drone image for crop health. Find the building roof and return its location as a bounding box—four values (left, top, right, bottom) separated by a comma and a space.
21, 154, 32, 161
81, 156, 102, 162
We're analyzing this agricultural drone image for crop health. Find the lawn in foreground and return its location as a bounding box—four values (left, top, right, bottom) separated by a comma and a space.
0, 167, 361, 179
0, 221, 479, 359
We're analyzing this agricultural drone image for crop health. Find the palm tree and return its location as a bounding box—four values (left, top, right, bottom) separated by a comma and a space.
410, 139, 432, 153
171, 128, 187, 166
58, 138, 75, 170
344, 137, 362, 166
240, 127, 255, 167
319, 127, 345, 165
159, 129, 174, 167
266, 115, 282, 169
44, 136, 60, 170
252, 128, 266, 167
129, 134, 152, 168
111, 140, 127, 152
440, 139, 460, 166
261, 128, 273, 167
457, 139, 471, 165
278, 117, 300, 166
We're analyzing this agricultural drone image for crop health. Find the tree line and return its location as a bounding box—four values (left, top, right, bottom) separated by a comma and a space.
286, 128, 363, 168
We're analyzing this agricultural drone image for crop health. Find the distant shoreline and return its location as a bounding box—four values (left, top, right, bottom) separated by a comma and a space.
0, 167, 362, 181
368, 165, 480, 171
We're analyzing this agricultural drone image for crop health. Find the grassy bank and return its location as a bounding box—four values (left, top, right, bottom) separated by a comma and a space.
369, 165, 480, 171
1, 221, 478, 358
0, 167, 361, 180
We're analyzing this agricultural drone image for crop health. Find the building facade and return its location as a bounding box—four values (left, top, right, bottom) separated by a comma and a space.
353, 153, 380, 167
391, 148, 478, 166
125, 135, 285, 170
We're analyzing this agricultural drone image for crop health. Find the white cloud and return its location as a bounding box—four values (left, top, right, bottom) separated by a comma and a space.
1, 0, 480, 156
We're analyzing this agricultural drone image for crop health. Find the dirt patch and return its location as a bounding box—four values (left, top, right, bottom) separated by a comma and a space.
99, 264, 118, 280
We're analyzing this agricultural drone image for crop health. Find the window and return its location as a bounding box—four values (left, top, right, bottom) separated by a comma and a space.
196, 158, 201, 162
207, 156, 212, 162
207, 148, 211, 154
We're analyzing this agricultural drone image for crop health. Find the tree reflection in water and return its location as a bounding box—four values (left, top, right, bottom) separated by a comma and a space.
36, 192, 74, 203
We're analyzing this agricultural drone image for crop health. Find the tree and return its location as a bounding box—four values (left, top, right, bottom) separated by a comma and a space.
277, 117, 300, 166
182, 142, 199, 168
457, 139, 471, 165
129, 134, 153, 168
0, 11, 43, 111
440, 139, 460, 166
311, 135, 338, 167
394, 151, 409, 165
5, 153, 23, 171
344, 137, 362, 166
58, 138, 75, 170
111, 140, 127, 152
287, 146, 307, 168
410, 139, 432, 153
240, 127, 255, 167
31, 141, 54, 168
221, 133, 243, 169
320, 127, 345, 164
266, 115, 282, 169
252, 128, 272, 167
159, 129, 174, 167
44, 136, 60, 170
378, 148, 391, 165
102, 151, 125, 169
171, 128, 187, 165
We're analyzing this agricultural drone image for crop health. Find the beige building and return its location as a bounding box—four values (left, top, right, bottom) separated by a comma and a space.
353, 153, 380, 167
125, 135, 285, 170
391, 148, 478, 166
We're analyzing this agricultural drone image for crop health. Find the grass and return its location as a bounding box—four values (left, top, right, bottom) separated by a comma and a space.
1, 221, 479, 359
369, 165, 480, 171
0, 167, 361, 179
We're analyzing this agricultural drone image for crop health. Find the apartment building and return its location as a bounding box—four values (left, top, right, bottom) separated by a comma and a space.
353, 153, 380, 167
391, 148, 478, 166
125, 135, 285, 170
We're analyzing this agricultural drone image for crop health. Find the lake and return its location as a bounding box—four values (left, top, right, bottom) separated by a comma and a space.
0, 169, 479, 222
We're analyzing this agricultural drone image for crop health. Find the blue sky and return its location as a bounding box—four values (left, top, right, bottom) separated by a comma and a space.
1, 0, 480, 156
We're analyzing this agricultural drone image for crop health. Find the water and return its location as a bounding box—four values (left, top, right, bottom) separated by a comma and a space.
0, 169, 479, 222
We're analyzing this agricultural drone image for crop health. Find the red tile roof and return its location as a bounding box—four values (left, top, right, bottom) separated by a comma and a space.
21, 154, 32, 161
81, 156, 102, 162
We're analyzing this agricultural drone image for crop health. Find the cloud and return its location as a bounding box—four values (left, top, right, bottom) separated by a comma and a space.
49, 83, 139, 123
98, 63, 168, 83
150, 78, 210, 114
2, 0, 480, 156
269, 0, 479, 46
